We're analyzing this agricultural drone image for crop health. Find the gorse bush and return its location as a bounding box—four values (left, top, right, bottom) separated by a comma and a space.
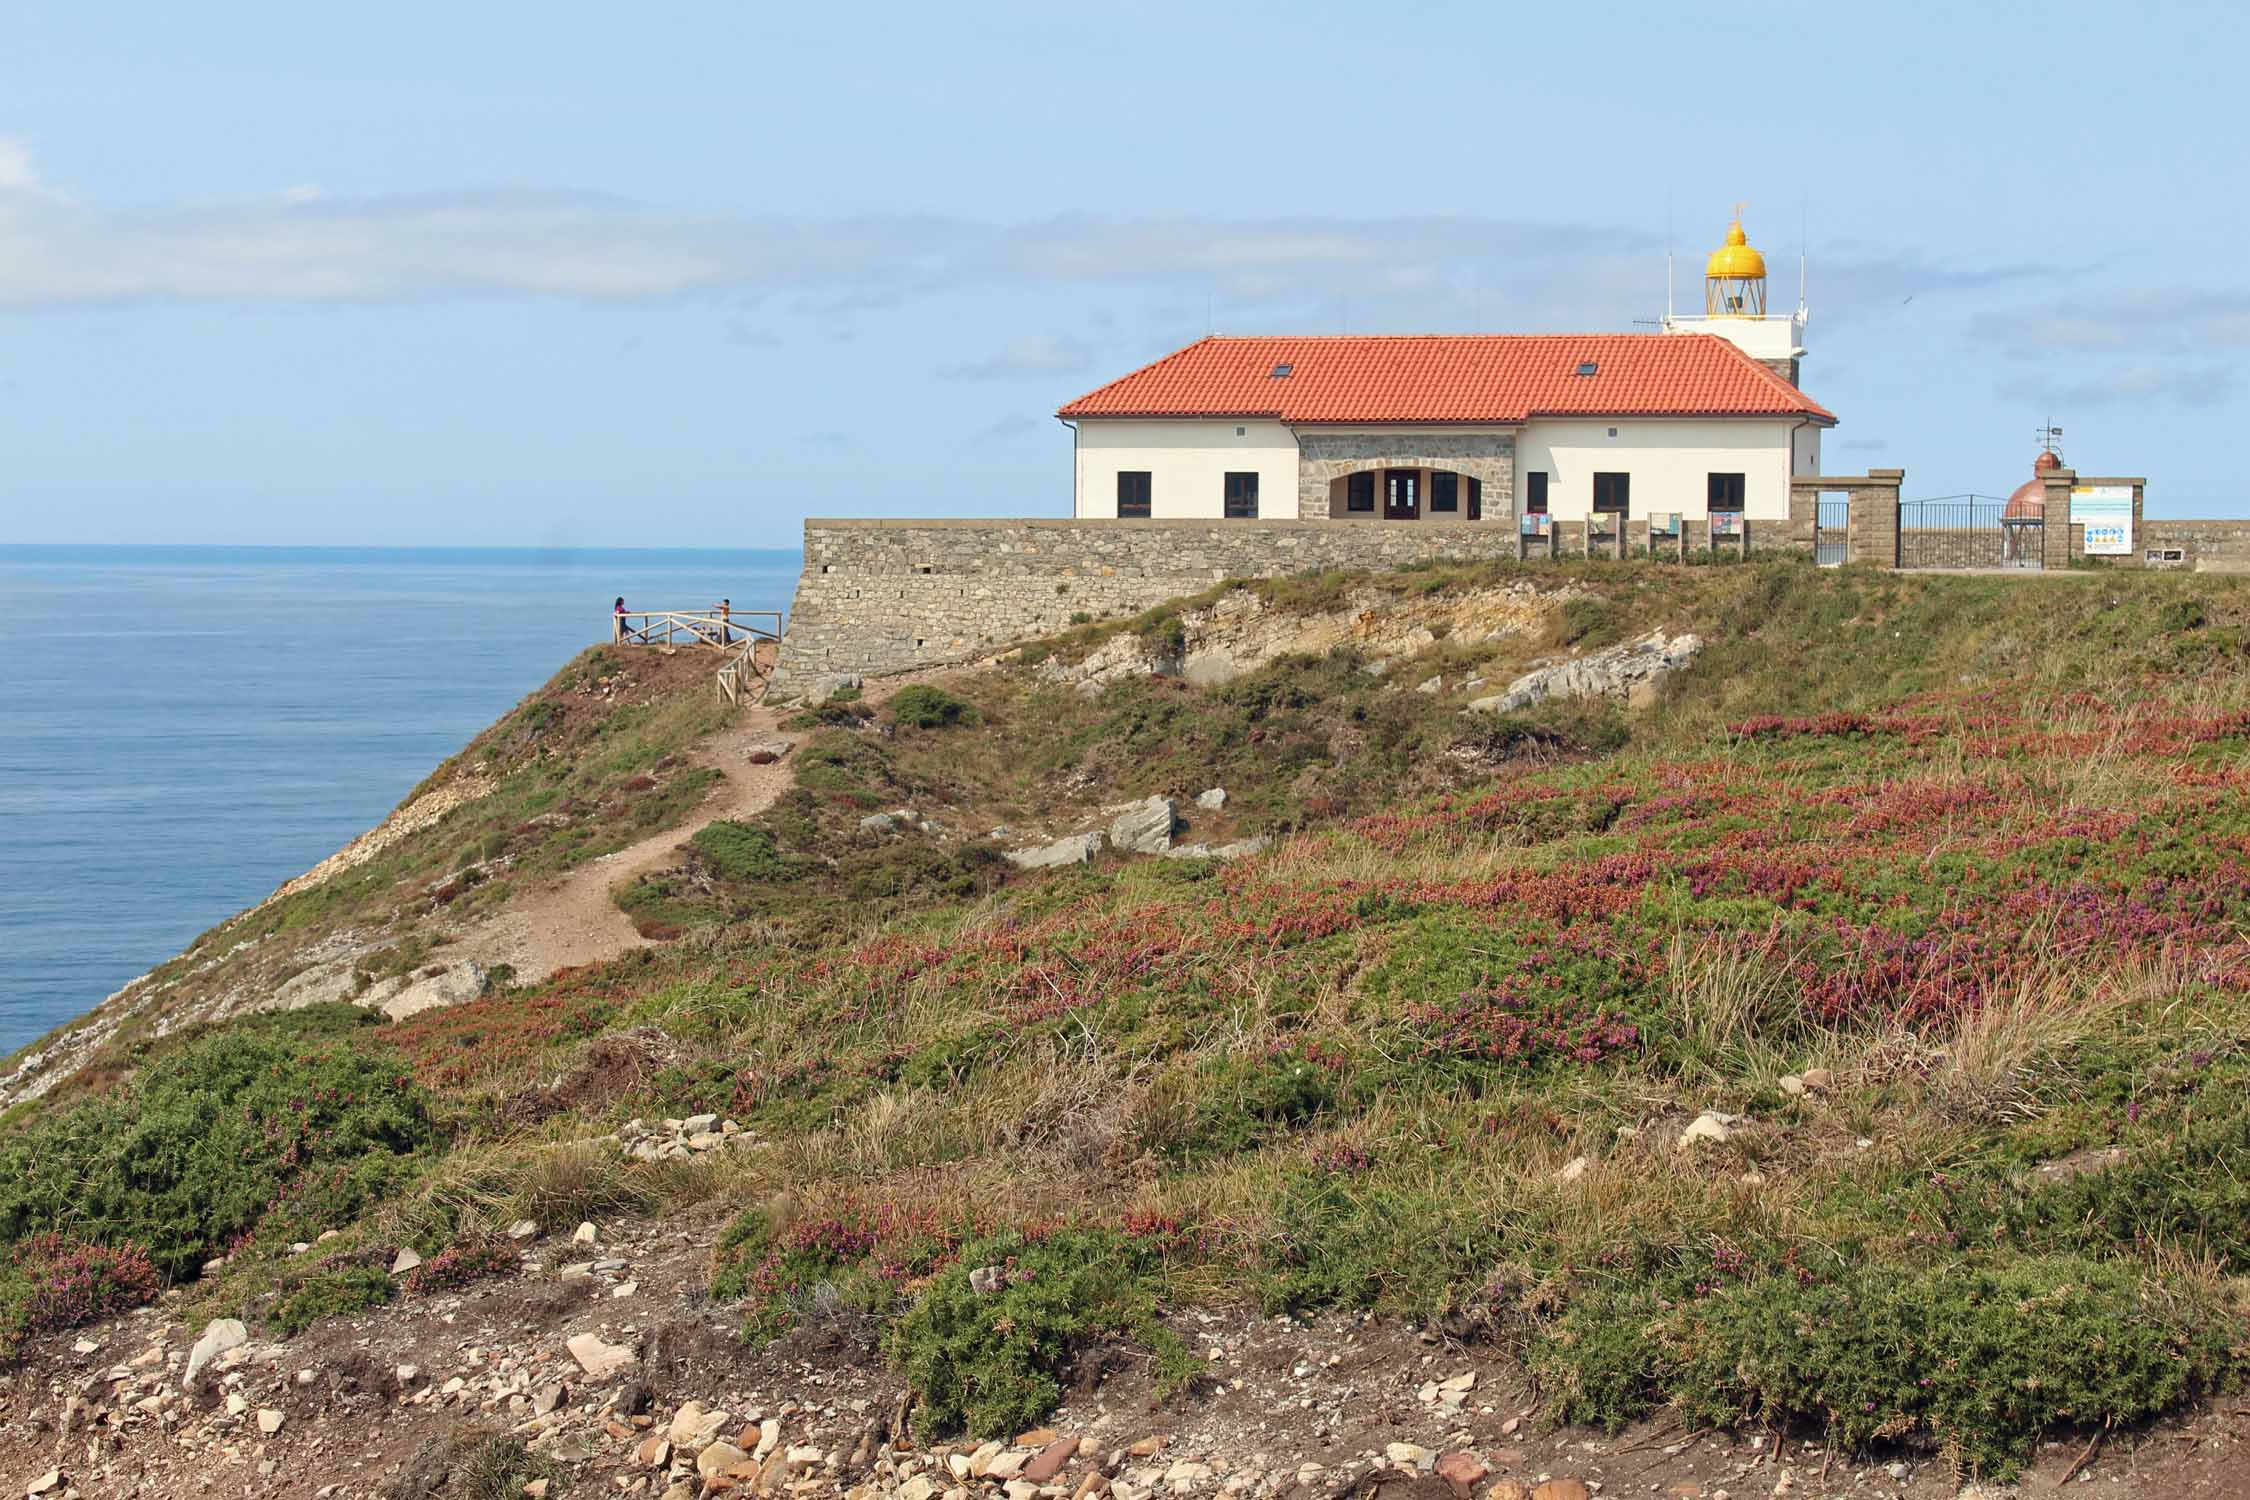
0, 1009, 439, 1279
269, 1261, 396, 1338
888, 1227, 1194, 1440
0, 1233, 162, 1358
889, 685, 977, 730
1534, 1256, 2238, 1479
691, 820, 793, 882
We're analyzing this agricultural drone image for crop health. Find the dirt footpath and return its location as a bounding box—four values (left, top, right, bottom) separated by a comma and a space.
455, 708, 797, 983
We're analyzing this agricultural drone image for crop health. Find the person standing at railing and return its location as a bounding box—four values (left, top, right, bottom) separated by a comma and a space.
715, 598, 732, 644
614, 596, 628, 642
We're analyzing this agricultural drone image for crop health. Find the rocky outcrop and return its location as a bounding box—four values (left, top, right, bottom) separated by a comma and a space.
1005, 832, 1105, 870
1107, 797, 1180, 855
367, 961, 490, 1022
1465, 631, 1702, 716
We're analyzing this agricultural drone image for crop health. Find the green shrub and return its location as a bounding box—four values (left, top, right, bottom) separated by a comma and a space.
2158, 597, 2208, 632
0, 1233, 163, 1358
1154, 1049, 1337, 1165
890, 685, 977, 730
888, 1227, 1194, 1439
710, 1202, 956, 1344
1917, 1101, 2250, 1269
1557, 597, 1617, 647
691, 820, 793, 882
269, 1262, 396, 1337
0, 1011, 440, 1279
1533, 1256, 2239, 1479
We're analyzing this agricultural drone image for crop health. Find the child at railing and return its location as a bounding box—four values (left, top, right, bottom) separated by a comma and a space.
614, 597, 628, 641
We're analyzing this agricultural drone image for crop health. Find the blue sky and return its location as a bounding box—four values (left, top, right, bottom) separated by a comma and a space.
1, 0, 2242, 547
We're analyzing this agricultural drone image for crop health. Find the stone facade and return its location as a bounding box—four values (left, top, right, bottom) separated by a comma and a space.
1294, 432, 1515, 526
1757, 356, 1802, 386
782, 518, 1544, 680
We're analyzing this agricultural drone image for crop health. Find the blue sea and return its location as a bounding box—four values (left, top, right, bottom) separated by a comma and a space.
0, 545, 801, 1055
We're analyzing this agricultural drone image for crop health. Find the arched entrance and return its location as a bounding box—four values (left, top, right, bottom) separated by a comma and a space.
1325, 466, 1485, 522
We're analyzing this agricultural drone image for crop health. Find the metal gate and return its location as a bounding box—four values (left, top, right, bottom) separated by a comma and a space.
1898, 494, 2042, 570
1815, 497, 1849, 566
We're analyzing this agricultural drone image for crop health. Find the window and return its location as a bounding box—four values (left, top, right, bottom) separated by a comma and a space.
1116, 471, 1151, 519
1430, 471, 1459, 513
1707, 472, 1746, 512
1467, 476, 1483, 520
1223, 471, 1259, 519
1593, 472, 1630, 515
1270, 363, 1293, 378
1524, 471, 1549, 515
1346, 472, 1375, 513
1576, 361, 1599, 376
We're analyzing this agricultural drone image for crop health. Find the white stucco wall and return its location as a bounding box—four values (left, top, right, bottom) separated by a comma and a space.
1072, 419, 1301, 520
1515, 418, 1807, 521
1792, 423, 1822, 477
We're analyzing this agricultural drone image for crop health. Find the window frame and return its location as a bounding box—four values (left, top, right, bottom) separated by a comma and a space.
1346, 472, 1375, 513
1592, 471, 1631, 515
1223, 470, 1260, 520
1707, 472, 1747, 513
1524, 471, 1549, 515
1116, 470, 1152, 519
1429, 470, 1459, 513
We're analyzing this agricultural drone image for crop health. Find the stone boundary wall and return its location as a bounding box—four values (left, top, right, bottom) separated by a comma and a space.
2143, 518, 2250, 570
779, 516, 1833, 681
780, 519, 1546, 679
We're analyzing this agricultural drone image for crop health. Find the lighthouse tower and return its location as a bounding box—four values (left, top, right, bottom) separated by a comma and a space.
1662, 209, 1807, 386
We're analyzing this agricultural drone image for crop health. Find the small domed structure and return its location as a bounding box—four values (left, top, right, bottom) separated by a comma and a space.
2003, 448, 2062, 521
1704, 211, 1768, 318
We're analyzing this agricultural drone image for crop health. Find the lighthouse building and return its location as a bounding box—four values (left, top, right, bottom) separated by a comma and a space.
1058, 214, 1833, 531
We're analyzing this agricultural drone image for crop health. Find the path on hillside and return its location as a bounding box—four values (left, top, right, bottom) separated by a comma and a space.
453, 661, 988, 984
452, 707, 799, 982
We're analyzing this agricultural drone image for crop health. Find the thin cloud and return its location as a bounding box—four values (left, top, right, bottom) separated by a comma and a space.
1973, 292, 2250, 356
0, 148, 1671, 313
0, 138, 37, 191
1998, 363, 2236, 410
943, 334, 1097, 381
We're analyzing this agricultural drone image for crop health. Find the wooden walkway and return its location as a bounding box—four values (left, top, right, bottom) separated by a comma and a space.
611, 608, 783, 706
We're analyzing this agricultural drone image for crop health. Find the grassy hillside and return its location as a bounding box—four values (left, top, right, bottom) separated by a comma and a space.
7, 560, 2250, 1478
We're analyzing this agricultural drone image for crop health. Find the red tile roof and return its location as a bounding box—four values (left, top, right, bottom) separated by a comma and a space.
1056, 334, 1835, 424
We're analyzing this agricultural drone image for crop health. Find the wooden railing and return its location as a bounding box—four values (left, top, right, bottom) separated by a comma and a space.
609, 609, 784, 707
612, 609, 781, 649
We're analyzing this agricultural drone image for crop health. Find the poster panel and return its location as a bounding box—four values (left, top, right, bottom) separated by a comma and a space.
2073, 485, 2134, 556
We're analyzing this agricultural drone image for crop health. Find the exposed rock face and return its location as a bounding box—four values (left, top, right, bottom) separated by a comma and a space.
1165, 836, 1272, 861
1042, 580, 1571, 691
1108, 797, 1180, 855
1465, 631, 1702, 716
1005, 832, 1105, 870
366, 961, 490, 1022
774, 671, 862, 705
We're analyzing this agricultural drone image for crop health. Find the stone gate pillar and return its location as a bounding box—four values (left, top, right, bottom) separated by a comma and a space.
2041, 467, 2077, 570
1847, 469, 1903, 567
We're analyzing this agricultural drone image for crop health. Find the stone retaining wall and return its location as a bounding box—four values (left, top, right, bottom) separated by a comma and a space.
780, 519, 1547, 679
779, 516, 1826, 681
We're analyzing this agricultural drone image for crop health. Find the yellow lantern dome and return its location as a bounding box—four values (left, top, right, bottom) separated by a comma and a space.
1705, 217, 1767, 280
